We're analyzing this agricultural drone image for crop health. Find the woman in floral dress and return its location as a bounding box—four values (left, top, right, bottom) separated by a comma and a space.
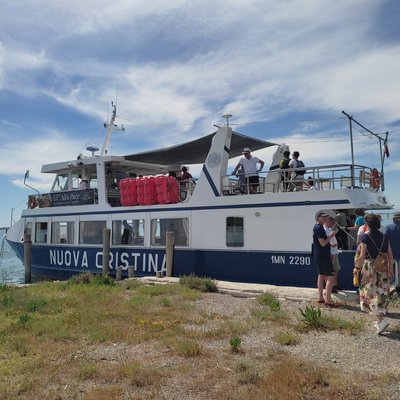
354, 214, 394, 334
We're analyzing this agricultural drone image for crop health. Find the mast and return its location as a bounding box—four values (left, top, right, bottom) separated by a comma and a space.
342, 111, 389, 191
100, 102, 125, 156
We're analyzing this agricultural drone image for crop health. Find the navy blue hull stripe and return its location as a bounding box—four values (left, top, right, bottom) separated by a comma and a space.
22, 199, 350, 218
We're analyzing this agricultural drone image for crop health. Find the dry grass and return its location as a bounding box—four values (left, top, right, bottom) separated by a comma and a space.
0, 279, 399, 400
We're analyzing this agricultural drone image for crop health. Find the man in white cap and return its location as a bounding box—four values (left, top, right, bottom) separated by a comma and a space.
312, 210, 338, 306
385, 211, 400, 293
232, 148, 265, 194
79, 176, 90, 190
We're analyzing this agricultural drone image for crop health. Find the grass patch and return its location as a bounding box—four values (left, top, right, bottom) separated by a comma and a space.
299, 305, 322, 329
179, 274, 218, 292
255, 358, 366, 400
174, 339, 202, 357
67, 272, 116, 286
299, 305, 365, 334
234, 358, 261, 384
116, 362, 162, 386
229, 336, 242, 353
250, 305, 289, 324
275, 330, 300, 346
256, 291, 281, 311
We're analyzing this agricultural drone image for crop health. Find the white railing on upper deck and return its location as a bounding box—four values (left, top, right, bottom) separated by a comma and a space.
222, 164, 380, 195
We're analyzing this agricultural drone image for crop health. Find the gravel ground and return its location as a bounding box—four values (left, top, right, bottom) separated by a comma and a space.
8, 279, 400, 399
79, 285, 400, 400
190, 291, 400, 399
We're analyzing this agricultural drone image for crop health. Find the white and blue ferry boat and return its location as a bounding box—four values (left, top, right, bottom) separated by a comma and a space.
5, 105, 392, 288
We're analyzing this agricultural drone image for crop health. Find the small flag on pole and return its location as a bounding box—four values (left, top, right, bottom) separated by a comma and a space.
383, 140, 390, 158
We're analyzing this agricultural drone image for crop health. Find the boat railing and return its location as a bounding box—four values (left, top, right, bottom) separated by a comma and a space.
26, 179, 199, 209
178, 179, 196, 202
222, 164, 380, 195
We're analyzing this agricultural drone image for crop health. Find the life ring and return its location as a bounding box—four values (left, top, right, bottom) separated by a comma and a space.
370, 168, 380, 190
28, 195, 37, 209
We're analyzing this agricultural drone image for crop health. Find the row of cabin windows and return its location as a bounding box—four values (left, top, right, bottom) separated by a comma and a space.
26, 217, 244, 247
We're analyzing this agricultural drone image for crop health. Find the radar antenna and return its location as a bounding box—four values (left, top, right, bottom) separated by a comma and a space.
222, 114, 232, 127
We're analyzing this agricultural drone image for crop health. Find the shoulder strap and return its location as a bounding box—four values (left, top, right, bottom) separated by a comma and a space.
367, 233, 385, 253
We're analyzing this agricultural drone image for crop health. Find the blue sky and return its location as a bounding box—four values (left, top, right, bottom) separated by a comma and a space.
0, 0, 399, 227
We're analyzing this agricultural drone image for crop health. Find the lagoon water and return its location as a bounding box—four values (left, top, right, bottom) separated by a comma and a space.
0, 229, 24, 284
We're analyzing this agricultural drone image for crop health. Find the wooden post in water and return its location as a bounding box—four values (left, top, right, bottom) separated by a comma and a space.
128, 266, 134, 278
166, 231, 175, 277
23, 234, 32, 283
102, 228, 110, 277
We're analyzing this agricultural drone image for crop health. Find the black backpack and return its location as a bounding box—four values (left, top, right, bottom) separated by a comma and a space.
296, 160, 306, 175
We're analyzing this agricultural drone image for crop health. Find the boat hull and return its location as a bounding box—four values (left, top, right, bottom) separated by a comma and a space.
7, 240, 356, 289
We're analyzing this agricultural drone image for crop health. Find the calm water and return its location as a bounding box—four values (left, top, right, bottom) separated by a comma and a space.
0, 229, 24, 284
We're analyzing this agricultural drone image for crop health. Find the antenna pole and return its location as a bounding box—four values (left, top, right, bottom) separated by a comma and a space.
101, 103, 117, 156
342, 111, 355, 187
222, 114, 232, 127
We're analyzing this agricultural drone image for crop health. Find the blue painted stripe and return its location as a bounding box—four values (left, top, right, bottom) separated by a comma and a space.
203, 165, 220, 197
224, 145, 230, 154
22, 198, 350, 218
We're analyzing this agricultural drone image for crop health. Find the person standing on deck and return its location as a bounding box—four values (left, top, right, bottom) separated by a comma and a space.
79, 176, 90, 190
279, 150, 291, 191
384, 211, 400, 293
289, 151, 305, 190
232, 148, 264, 194
313, 211, 337, 306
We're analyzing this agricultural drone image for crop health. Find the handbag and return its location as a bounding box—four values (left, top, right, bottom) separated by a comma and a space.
366, 234, 389, 273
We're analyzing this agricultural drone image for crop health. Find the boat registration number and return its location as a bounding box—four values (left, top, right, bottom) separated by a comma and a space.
271, 255, 311, 265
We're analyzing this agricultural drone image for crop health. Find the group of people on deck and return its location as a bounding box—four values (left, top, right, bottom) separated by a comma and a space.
313, 209, 400, 335
231, 147, 313, 194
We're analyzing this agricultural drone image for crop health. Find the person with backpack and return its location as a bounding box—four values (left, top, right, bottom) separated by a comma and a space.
289, 151, 305, 190
354, 214, 394, 334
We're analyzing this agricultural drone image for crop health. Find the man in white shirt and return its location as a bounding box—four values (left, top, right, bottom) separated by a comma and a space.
79, 176, 90, 190
289, 151, 305, 190
232, 148, 265, 194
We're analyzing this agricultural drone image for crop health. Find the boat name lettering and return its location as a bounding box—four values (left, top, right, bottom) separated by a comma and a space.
95, 251, 166, 272
48, 249, 166, 272
49, 250, 88, 268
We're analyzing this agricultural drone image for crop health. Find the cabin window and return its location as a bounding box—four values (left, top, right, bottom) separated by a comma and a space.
71, 172, 80, 189
150, 218, 189, 246
226, 217, 244, 247
54, 174, 69, 191
79, 221, 106, 245
112, 219, 145, 245
35, 222, 48, 244
52, 222, 74, 244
